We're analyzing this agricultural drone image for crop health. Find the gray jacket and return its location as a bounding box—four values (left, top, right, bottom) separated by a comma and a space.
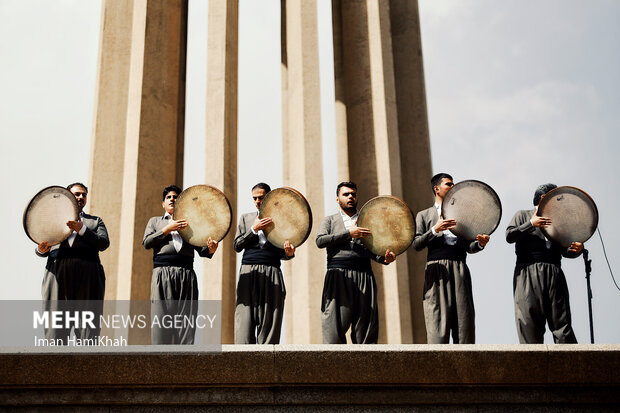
315, 213, 385, 266
413, 206, 483, 260
233, 212, 292, 260
143, 215, 213, 259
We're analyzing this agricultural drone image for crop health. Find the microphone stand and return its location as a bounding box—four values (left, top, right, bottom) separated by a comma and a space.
582, 249, 594, 343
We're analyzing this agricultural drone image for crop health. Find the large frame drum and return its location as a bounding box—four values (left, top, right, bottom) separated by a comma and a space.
537, 186, 598, 247
441, 180, 502, 241
259, 187, 312, 248
23, 186, 79, 245
357, 195, 415, 256
173, 185, 233, 246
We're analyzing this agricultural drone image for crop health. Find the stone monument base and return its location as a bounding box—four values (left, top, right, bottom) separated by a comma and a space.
1, 344, 619, 411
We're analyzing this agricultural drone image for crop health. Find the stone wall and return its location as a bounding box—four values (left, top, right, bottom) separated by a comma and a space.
1, 344, 619, 411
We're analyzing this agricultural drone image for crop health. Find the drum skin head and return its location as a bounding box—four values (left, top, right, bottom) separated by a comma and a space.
23, 186, 79, 245
259, 187, 313, 248
538, 186, 598, 247
357, 195, 415, 256
174, 185, 232, 246
441, 180, 502, 242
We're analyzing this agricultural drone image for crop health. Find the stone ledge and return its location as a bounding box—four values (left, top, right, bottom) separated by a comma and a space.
2, 344, 619, 386
1, 345, 619, 409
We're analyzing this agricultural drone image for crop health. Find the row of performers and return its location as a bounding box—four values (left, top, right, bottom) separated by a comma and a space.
36, 174, 582, 345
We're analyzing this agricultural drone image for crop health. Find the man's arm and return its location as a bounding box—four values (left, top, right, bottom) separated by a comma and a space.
371, 249, 396, 265
35, 242, 50, 257
196, 247, 214, 258
506, 211, 536, 244
80, 217, 110, 252
233, 214, 259, 252
143, 217, 166, 250
562, 242, 584, 259
412, 209, 439, 251
467, 239, 485, 254
315, 216, 351, 249
197, 237, 218, 258
281, 240, 295, 260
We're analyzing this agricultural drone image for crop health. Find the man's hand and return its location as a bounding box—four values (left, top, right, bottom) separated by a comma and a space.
37, 241, 51, 254
384, 249, 396, 264
207, 237, 218, 254
476, 234, 490, 247
252, 216, 273, 232
66, 220, 83, 232
434, 218, 456, 233
350, 226, 371, 239
163, 219, 188, 235
531, 215, 551, 228
284, 240, 295, 257
569, 242, 583, 254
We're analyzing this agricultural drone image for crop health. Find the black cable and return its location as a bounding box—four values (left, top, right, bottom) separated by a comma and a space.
597, 228, 620, 292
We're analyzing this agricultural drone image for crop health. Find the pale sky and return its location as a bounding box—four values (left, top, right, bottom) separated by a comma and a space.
1, 0, 618, 344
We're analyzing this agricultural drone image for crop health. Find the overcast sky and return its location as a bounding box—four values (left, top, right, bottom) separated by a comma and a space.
1, 0, 618, 344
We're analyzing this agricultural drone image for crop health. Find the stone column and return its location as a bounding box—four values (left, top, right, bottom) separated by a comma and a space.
203, 0, 238, 345
282, 0, 325, 344
280, 0, 294, 343
389, 0, 433, 344
88, 0, 135, 301
331, 0, 350, 183
113, 0, 188, 343
332, 0, 431, 343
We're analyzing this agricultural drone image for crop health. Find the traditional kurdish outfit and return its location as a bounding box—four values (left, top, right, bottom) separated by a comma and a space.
413, 204, 484, 344
233, 212, 292, 344
506, 209, 579, 344
316, 210, 388, 344
143, 213, 213, 344
37, 211, 109, 342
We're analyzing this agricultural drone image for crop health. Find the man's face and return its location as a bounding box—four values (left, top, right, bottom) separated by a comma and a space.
70, 185, 88, 211
337, 186, 357, 212
252, 188, 267, 210
162, 191, 179, 215
434, 178, 454, 200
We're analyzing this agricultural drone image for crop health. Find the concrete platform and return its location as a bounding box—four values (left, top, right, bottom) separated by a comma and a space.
1, 344, 619, 411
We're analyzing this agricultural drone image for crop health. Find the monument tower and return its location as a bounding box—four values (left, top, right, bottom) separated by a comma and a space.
88, 0, 432, 344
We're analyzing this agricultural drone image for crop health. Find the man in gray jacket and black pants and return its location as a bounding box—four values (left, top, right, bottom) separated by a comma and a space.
413, 173, 489, 344
506, 183, 582, 344
234, 183, 295, 344
36, 182, 109, 342
143, 185, 218, 344
316, 181, 395, 344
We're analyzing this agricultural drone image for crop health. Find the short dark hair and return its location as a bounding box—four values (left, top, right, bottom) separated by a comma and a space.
430, 173, 453, 193
67, 182, 88, 193
252, 182, 271, 193
162, 185, 182, 201
533, 183, 557, 206
336, 181, 357, 196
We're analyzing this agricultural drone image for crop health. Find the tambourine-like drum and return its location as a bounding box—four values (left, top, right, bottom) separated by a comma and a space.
23, 186, 79, 245
537, 186, 598, 247
441, 180, 502, 241
357, 195, 415, 256
259, 187, 312, 248
173, 185, 232, 246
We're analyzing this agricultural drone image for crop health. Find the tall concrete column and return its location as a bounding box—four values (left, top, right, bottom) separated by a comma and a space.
280, 0, 294, 343
114, 0, 188, 343
88, 0, 135, 301
204, 0, 238, 345
389, 0, 433, 344
331, 0, 350, 183
332, 0, 431, 343
89, 0, 188, 312
282, 0, 325, 344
